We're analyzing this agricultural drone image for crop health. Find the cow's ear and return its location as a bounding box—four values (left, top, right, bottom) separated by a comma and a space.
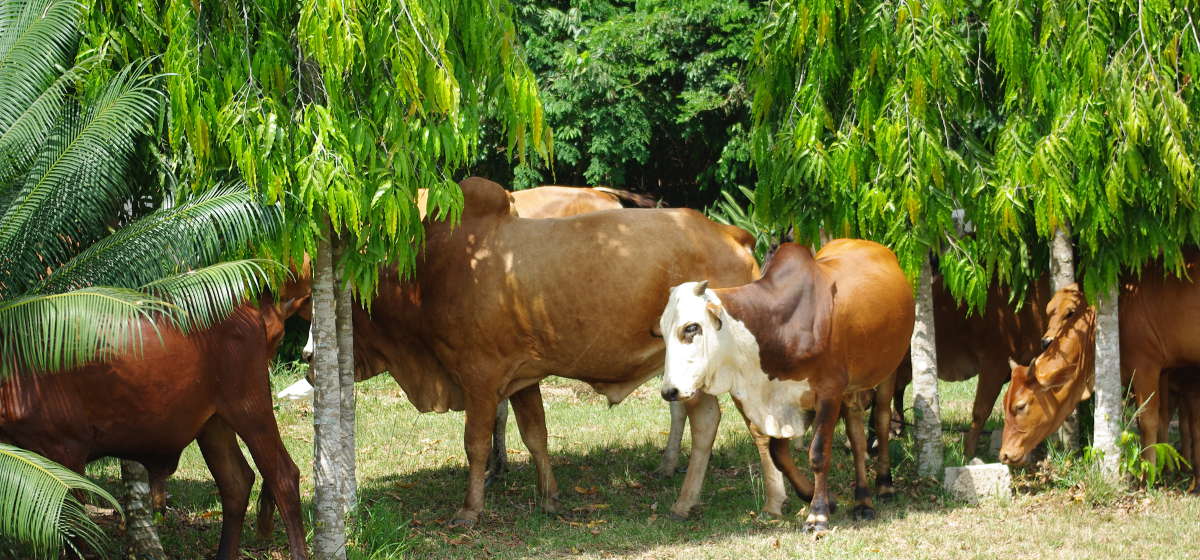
1007, 357, 1021, 371
706, 302, 723, 331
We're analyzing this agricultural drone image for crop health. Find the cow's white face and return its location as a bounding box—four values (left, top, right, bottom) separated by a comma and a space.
659, 281, 734, 401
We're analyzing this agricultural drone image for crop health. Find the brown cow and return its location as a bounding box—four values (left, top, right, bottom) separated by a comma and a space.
659, 241, 915, 532
999, 257, 1200, 482
0, 300, 309, 560
891, 275, 1050, 458
327, 177, 767, 527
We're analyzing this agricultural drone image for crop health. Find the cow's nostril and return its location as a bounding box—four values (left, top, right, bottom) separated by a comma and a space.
1040, 337, 1052, 350
661, 387, 680, 401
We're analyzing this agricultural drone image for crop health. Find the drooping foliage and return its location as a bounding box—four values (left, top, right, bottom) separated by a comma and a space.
988, 0, 1200, 295
83, 0, 551, 299
476, 0, 762, 208
0, 444, 121, 559
751, 0, 1200, 305
0, 0, 277, 377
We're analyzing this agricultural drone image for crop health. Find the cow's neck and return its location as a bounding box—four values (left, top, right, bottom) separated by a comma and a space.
710, 297, 815, 439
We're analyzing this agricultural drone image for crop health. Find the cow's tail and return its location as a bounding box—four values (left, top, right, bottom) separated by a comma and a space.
592, 186, 661, 208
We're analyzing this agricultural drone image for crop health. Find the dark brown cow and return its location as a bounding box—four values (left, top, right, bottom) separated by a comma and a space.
334, 177, 764, 526
891, 275, 1050, 457
659, 241, 915, 532
0, 300, 309, 560
1000, 255, 1200, 483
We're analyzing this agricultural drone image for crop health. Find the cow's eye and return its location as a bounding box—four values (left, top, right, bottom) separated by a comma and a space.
681, 322, 701, 342
1014, 401, 1028, 414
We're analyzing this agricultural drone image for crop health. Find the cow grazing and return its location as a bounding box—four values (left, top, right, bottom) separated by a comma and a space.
999, 257, 1200, 487
320, 177, 770, 527
890, 275, 1050, 458
0, 300, 309, 560
659, 241, 915, 532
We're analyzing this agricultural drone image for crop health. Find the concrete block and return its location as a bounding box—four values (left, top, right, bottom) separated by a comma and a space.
944, 461, 1011, 503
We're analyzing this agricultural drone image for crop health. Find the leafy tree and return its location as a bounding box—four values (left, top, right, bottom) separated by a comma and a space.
86, 1, 551, 556
477, 0, 762, 207
1, 0, 279, 556
989, 0, 1200, 477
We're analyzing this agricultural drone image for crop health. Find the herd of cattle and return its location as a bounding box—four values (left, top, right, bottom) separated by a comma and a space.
2, 176, 1199, 558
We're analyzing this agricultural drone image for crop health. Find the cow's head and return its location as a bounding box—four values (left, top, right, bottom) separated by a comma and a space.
660, 280, 738, 401
999, 285, 1096, 465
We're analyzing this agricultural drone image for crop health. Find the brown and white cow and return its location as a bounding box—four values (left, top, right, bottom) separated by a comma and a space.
659, 241, 915, 532
999, 255, 1200, 487
0, 300, 309, 560
890, 275, 1051, 458
312, 177, 771, 527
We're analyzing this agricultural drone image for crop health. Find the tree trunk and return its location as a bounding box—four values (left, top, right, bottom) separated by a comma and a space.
1049, 227, 1080, 451
312, 235, 346, 560
1093, 284, 1122, 479
911, 259, 943, 477
332, 237, 357, 512
121, 461, 165, 559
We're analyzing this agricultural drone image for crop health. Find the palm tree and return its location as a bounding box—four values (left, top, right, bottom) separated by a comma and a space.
0, 0, 280, 556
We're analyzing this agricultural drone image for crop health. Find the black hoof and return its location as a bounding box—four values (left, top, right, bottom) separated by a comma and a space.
853, 505, 876, 521
828, 499, 838, 515
877, 490, 897, 502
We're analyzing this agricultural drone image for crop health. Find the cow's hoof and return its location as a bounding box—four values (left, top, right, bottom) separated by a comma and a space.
827, 499, 838, 515
668, 509, 691, 521
758, 508, 783, 520
802, 516, 829, 535
877, 489, 896, 502
852, 505, 876, 521
447, 510, 478, 529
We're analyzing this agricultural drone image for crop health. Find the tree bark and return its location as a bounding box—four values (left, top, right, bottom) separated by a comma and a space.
332, 237, 357, 512
312, 234, 346, 560
1093, 284, 1122, 479
911, 259, 943, 477
121, 460, 165, 560
1049, 227, 1080, 451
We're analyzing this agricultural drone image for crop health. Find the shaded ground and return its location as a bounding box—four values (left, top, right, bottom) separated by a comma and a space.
82, 368, 1200, 559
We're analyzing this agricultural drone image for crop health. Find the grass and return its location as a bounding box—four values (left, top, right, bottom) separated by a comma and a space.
82, 364, 1200, 559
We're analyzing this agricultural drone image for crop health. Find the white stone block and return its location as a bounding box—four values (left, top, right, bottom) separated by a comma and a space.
943, 462, 1011, 503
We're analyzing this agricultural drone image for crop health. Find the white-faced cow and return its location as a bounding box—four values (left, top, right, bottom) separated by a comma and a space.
659, 241, 915, 532
308, 177, 782, 527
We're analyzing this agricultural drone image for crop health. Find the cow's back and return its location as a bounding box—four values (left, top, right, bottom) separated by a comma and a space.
417, 202, 758, 404
0, 308, 271, 466
511, 186, 622, 218
814, 239, 915, 391
1121, 255, 1200, 368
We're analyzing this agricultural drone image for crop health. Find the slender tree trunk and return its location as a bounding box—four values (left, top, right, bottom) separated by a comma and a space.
332, 237, 357, 511
1049, 227, 1080, 451
121, 461, 165, 559
911, 259, 943, 477
1093, 284, 1122, 479
312, 234, 346, 560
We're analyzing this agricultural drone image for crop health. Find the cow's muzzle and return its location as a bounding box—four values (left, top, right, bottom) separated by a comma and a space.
1041, 337, 1052, 350
661, 387, 681, 401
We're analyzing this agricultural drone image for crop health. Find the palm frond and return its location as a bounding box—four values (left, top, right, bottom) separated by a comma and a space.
0, 1, 79, 114
0, 62, 161, 297
0, 59, 86, 187
41, 185, 280, 293
0, 286, 174, 377
0, 443, 120, 559
141, 259, 279, 333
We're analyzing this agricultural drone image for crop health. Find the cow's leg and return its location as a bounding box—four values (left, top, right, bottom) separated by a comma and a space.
487, 400, 509, 486
767, 437, 821, 507
654, 400, 688, 478
219, 410, 307, 560
733, 399, 786, 518
871, 375, 896, 500
1132, 364, 1164, 467
196, 418, 254, 560
891, 358, 912, 437
146, 467, 170, 511
508, 384, 559, 514
842, 399, 875, 521
1184, 389, 1200, 494
451, 393, 500, 528
804, 395, 842, 533
669, 392, 721, 519
965, 368, 1007, 459
256, 485, 275, 539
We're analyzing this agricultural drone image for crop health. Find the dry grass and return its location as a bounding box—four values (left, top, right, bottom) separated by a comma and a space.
84, 365, 1200, 559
